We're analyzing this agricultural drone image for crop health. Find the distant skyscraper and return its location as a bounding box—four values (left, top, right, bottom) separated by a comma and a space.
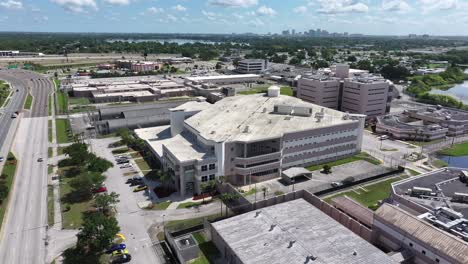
292, 29, 296, 35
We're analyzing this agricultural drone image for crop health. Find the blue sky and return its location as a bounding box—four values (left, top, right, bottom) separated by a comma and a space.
0, 0, 467, 35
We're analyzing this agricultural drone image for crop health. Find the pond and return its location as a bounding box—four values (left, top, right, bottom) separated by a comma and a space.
429, 69, 468, 104
436, 155, 468, 169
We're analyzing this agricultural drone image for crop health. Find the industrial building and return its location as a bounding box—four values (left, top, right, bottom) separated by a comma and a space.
298, 65, 393, 118
209, 199, 397, 264
236, 59, 267, 74
136, 86, 365, 196
116, 60, 161, 72
94, 98, 205, 133
405, 106, 468, 136
65, 76, 193, 103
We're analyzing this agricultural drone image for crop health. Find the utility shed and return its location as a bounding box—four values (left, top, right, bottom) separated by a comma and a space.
281, 167, 312, 185
210, 199, 396, 264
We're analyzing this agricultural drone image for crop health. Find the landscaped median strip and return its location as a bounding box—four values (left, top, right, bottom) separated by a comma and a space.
0, 152, 18, 230
24, 93, 33, 110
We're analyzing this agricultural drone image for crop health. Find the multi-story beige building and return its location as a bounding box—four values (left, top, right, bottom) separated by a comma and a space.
298, 65, 393, 118
136, 86, 365, 196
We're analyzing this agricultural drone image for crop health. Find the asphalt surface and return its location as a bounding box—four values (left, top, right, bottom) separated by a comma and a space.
0, 70, 52, 264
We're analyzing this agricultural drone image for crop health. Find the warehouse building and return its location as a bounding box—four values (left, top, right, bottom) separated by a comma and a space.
297, 64, 393, 118
210, 199, 397, 264
136, 86, 365, 196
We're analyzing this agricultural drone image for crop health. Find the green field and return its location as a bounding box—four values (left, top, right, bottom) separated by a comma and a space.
437, 141, 468, 156
324, 176, 407, 210
0, 153, 18, 229
56, 119, 71, 144
177, 201, 203, 209
238, 86, 293, 96
47, 186, 55, 226
24, 93, 33, 110
69, 97, 90, 105
432, 159, 448, 168
190, 232, 220, 264
306, 152, 381, 171
152, 201, 172, 210
48, 95, 53, 116
0, 81, 11, 107
55, 79, 68, 114
59, 168, 93, 229
48, 120, 53, 143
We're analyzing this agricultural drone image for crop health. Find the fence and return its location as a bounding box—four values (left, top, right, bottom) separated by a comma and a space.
422, 135, 468, 153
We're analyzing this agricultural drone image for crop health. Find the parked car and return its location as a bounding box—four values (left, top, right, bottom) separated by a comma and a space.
331, 182, 343, 187
93, 186, 107, 193
129, 180, 142, 187
0, 157, 4, 162
106, 244, 126, 254
379, 135, 389, 140
37, 157, 43, 162
133, 185, 148, 192
112, 249, 129, 256
116, 159, 129, 165
119, 164, 133, 169
132, 175, 143, 181
112, 254, 132, 264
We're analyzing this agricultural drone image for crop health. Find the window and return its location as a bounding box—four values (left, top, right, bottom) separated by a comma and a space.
209, 164, 215, 170
201, 176, 208, 182
209, 174, 215, 180
201, 165, 207, 172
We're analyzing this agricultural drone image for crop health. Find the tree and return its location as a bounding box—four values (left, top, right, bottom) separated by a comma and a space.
63, 143, 89, 165
95, 192, 120, 213
0, 184, 8, 200
220, 192, 241, 216
76, 212, 120, 253
322, 164, 332, 174
87, 155, 113, 173
342, 176, 355, 185
215, 62, 223, 70
347, 55, 357, 62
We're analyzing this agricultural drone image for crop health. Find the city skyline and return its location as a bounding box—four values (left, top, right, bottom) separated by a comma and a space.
0, 0, 468, 35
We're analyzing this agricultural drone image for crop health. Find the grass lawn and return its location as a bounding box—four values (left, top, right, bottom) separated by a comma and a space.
47, 185, 54, 226
241, 188, 257, 196
24, 93, 33, 110
56, 119, 71, 144
152, 201, 172, 210
437, 141, 468, 156
306, 152, 381, 171
57, 91, 68, 114
407, 138, 445, 146
406, 168, 421, 176
58, 146, 65, 156
0, 81, 11, 107
165, 214, 221, 231
69, 105, 96, 114
432, 159, 448, 168
59, 168, 94, 229
0, 153, 18, 229
177, 201, 203, 209
69, 97, 90, 105
191, 232, 220, 264
48, 147, 53, 158
111, 147, 129, 155
48, 94, 53, 116
48, 120, 53, 143
134, 158, 151, 171
324, 176, 407, 210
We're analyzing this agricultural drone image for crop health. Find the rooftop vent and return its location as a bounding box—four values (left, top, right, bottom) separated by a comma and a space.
287, 240, 296, 248
255, 211, 261, 218
305, 255, 317, 263
353, 251, 357, 256
269, 224, 277, 231
243, 126, 250, 133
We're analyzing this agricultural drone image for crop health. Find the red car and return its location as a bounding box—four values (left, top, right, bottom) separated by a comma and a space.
93, 186, 107, 193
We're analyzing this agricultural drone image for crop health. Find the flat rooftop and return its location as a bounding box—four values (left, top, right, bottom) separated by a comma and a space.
185, 94, 357, 142
392, 168, 468, 218
211, 199, 396, 264
185, 74, 260, 82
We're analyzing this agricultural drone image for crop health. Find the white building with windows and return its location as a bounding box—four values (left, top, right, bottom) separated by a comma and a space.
236, 59, 267, 74
136, 86, 365, 197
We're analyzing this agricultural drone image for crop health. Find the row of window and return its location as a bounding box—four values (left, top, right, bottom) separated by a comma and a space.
201, 164, 216, 171
408, 242, 440, 263
284, 144, 356, 158
284, 136, 355, 150
201, 174, 216, 182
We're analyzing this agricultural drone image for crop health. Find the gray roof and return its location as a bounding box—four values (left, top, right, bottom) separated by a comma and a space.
211, 199, 396, 264
282, 167, 312, 179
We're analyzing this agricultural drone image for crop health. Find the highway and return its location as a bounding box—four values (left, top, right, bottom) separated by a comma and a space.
0, 70, 52, 264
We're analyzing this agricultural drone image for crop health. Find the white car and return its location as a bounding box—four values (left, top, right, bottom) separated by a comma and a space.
0, 157, 4, 162
120, 164, 133, 169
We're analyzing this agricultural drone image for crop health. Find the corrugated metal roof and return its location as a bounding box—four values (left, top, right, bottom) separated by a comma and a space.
375, 204, 468, 264
331, 196, 374, 227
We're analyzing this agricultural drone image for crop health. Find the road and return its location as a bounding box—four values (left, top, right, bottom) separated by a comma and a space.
0, 70, 52, 264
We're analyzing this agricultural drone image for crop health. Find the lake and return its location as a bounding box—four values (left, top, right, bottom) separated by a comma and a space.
429, 69, 468, 104
436, 155, 468, 169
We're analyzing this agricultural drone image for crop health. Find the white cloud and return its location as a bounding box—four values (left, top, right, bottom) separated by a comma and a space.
247, 17, 264, 27
317, 0, 369, 14
202, 10, 220, 20
0, 0, 23, 10
208, 0, 258, 8
293, 6, 307, 14
50, 0, 97, 13
172, 4, 187, 12
145, 6, 163, 14
103, 0, 130, 5
418, 0, 459, 13
382, 0, 411, 12
256, 5, 276, 16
